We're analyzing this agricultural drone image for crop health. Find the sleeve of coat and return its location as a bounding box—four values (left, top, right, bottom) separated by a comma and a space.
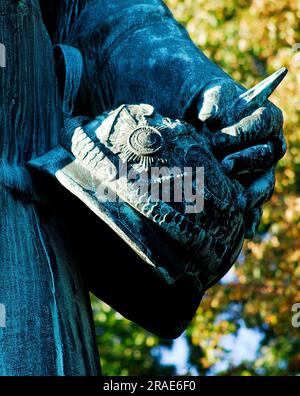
40, 0, 231, 122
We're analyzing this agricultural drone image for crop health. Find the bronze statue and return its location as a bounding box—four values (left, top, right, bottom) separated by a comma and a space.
0, 0, 286, 375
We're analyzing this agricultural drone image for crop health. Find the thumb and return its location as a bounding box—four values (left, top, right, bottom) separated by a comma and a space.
198, 79, 237, 123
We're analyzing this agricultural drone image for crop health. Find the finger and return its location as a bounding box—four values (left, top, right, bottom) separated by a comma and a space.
198, 79, 237, 123
210, 105, 283, 152
221, 128, 286, 177
221, 143, 276, 176
244, 168, 275, 210
244, 207, 263, 239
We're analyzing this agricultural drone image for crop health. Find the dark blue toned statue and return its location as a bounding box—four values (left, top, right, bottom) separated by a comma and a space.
0, 0, 286, 375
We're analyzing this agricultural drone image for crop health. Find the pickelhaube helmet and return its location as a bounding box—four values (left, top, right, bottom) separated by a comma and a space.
30, 101, 246, 292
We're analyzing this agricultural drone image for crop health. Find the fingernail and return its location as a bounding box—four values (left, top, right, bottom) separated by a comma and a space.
199, 103, 219, 122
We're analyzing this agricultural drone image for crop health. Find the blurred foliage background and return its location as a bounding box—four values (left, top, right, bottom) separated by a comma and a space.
91, 0, 300, 375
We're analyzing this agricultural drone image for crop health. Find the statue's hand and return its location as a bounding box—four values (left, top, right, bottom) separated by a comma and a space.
197, 78, 286, 238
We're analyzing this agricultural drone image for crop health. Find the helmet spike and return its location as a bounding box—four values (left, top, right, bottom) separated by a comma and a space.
234, 67, 288, 118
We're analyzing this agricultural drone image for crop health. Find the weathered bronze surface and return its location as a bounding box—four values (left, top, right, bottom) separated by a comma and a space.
0, 0, 286, 375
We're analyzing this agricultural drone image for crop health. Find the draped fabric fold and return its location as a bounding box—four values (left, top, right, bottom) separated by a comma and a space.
40, 0, 231, 121
0, 0, 100, 375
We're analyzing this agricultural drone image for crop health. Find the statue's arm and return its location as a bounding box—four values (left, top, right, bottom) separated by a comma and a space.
41, 0, 231, 122
38, 0, 285, 339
